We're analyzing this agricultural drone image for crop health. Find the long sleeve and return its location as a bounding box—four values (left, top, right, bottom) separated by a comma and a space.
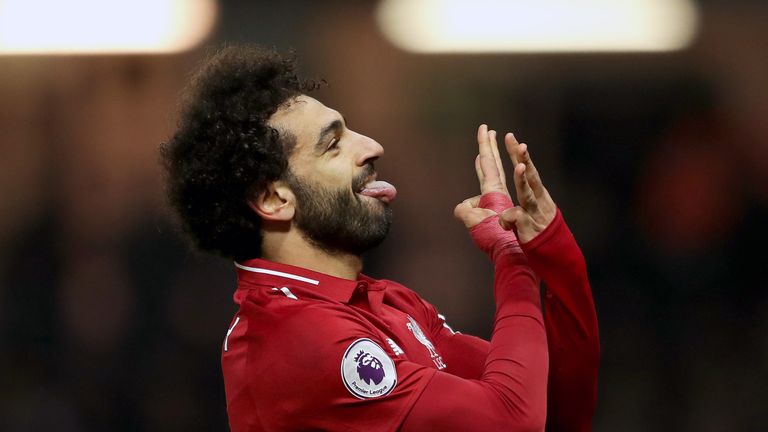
426, 207, 599, 431
401, 216, 549, 431
521, 209, 600, 432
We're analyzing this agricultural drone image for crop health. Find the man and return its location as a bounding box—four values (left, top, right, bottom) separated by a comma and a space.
162, 46, 599, 431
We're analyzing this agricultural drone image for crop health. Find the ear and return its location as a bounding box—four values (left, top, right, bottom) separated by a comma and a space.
248, 181, 295, 221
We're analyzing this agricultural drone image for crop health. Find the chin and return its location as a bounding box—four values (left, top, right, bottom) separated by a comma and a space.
356, 193, 389, 209
367, 197, 389, 210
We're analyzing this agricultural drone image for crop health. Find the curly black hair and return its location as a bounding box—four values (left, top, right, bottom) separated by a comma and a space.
161, 45, 318, 260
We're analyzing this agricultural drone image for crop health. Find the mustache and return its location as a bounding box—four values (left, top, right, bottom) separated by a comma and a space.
352, 163, 375, 191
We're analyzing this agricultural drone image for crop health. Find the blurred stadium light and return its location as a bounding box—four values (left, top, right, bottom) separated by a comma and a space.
0, 0, 217, 55
376, 0, 699, 53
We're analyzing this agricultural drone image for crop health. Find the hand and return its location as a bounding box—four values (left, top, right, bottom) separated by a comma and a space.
455, 125, 523, 260
454, 125, 512, 228
499, 133, 557, 244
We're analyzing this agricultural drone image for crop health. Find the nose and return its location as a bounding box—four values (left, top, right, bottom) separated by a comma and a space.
353, 131, 384, 166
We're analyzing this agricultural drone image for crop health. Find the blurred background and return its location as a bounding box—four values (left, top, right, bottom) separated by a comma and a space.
1, 0, 766, 430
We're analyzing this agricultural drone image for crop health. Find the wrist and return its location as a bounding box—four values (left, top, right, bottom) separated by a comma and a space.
470, 215, 523, 262
520, 207, 563, 250
478, 191, 513, 214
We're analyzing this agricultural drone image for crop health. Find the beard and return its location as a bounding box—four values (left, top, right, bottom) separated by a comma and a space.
285, 167, 392, 256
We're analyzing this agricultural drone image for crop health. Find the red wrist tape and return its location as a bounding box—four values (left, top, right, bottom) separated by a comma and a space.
470, 192, 522, 261
478, 191, 513, 214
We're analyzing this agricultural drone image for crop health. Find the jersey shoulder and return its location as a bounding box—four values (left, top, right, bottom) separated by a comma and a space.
228, 286, 429, 432
380, 279, 442, 327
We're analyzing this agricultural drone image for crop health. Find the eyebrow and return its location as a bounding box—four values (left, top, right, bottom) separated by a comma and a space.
314, 116, 347, 153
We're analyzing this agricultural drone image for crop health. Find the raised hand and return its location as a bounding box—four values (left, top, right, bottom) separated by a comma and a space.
499, 133, 556, 244
453, 124, 511, 228
454, 124, 557, 246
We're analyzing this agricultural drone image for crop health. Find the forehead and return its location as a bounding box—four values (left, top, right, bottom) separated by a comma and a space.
269, 95, 341, 150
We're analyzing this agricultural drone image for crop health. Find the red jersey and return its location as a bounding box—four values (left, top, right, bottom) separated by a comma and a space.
221, 210, 598, 431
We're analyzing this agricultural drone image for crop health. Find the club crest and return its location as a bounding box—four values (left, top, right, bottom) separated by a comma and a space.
341, 339, 397, 399
406, 315, 446, 370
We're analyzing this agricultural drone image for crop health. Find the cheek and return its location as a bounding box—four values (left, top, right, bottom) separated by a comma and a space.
289, 150, 357, 189
312, 161, 355, 188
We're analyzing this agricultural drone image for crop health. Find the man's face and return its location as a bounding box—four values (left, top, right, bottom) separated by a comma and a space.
269, 95, 396, 256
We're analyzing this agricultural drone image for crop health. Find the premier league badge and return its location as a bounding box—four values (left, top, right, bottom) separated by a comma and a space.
341, 338, 397, 399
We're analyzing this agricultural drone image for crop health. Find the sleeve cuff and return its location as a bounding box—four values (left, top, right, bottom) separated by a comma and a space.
520, 208, 564, 253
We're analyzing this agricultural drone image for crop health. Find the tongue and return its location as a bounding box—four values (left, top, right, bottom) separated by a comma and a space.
358, 180, 397, 203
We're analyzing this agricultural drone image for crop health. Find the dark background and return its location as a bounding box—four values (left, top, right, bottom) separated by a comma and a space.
1, 1, 767, 430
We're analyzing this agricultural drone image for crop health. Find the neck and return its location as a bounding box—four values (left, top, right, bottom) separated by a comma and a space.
260, 227, 363, 280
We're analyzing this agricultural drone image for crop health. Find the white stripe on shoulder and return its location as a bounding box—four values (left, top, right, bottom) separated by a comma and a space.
234, 262, 320, 285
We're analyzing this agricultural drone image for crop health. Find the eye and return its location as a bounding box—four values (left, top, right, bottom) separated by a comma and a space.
328, 137, 341, 151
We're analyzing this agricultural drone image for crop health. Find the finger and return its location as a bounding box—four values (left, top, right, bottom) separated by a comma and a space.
477, 124, 494, 172
476, 125, 504, 193
474, 155, 484, 184
499, 206, 522, 230
513, 162, 538, 212
475, 125, 490, 185
489, 130, 506, 186
477, 124, 490, 159
454, 200, 496, 228
463, 195, 482, 208
517, 143, 545, 197
504, 132, 521, 166
499, 207, 527, 240
479, 153, 504, 194
453, 201, 472, 223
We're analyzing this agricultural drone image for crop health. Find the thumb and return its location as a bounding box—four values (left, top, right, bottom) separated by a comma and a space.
454, 202, 497, 228
499, 206, 523, 230
453, 201, 472, 222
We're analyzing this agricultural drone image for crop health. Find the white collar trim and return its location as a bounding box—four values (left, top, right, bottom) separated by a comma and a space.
234, 262, 320, 285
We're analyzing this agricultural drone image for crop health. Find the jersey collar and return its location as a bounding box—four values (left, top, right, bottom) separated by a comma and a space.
235, 258, 375, 303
